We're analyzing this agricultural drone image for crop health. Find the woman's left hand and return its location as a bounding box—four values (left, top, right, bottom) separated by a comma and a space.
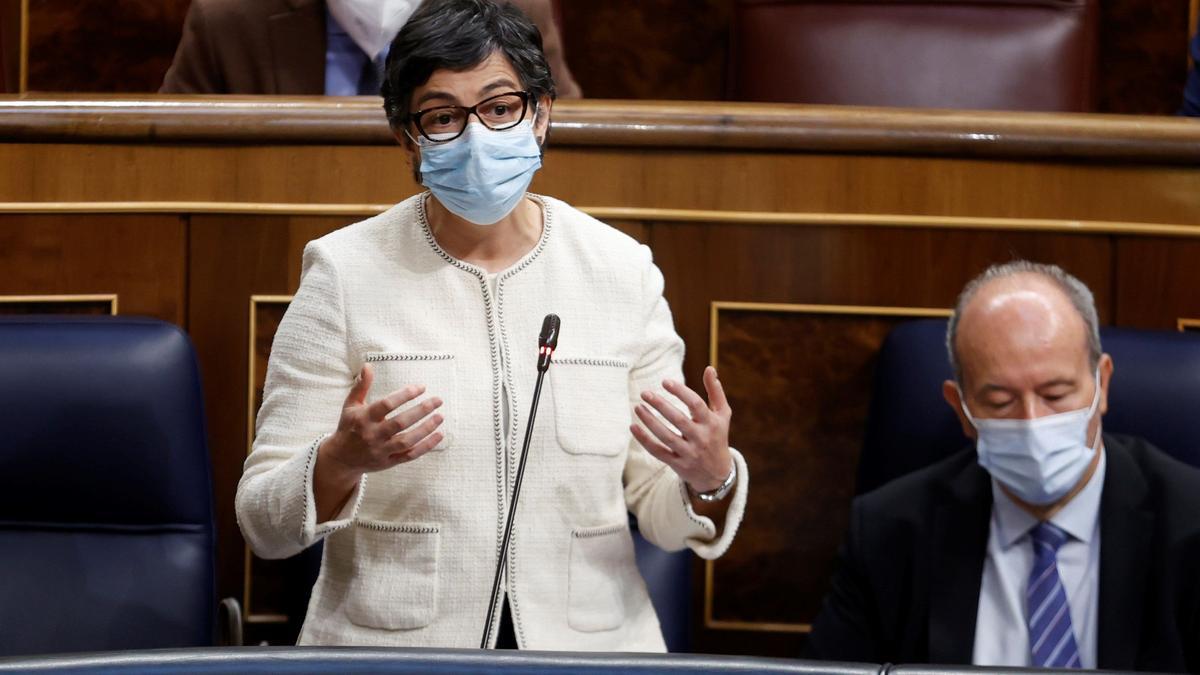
631, 366, 733, 493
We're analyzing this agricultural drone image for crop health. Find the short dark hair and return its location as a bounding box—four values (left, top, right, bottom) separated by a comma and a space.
946, 260, 1102, 383
381, 0, 557, 129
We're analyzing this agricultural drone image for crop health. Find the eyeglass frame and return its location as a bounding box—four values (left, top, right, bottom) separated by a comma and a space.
404, 90, 535, 144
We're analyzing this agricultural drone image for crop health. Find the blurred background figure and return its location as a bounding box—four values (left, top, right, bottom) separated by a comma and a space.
1184, 16, 1200, 116
159, 0, 581, 97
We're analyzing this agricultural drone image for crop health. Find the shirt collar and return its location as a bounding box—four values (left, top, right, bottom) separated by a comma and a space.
991, 445, 1106, 549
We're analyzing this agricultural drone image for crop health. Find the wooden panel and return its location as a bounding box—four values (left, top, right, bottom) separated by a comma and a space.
1098, 0, 1193, 114
650, 223, 1114, 390
0, 150, 1198, 232
187, 214, 355, 645
0, 213, 184, 322
1114, 238, 1200, 329
559, 0, 733, 100
708, 305, 948, 638
0, 0, 19, 93
25, 0, 188, 93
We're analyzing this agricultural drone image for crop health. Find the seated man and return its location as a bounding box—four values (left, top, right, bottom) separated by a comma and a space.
807, 261, 1200, 671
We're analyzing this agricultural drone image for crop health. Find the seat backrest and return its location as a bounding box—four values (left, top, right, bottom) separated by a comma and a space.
858, 319, 1200, 494
630, 517, 691, 652
0, 316, 215, 655
731, 0, 1099, 112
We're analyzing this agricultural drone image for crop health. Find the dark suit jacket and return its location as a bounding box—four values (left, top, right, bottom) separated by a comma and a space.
806, 433, 1200, 673
160, 0, 581, 97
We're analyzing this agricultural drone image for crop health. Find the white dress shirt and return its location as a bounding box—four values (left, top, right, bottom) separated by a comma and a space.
973, 449, 1105, 668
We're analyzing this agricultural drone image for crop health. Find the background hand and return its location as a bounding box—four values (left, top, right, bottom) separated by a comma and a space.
631, 366, 733, 494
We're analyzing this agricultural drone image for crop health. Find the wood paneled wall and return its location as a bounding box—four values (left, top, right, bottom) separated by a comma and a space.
1, 98, 1199, 653
11, 0, 1199, 114
25, 0, 189, 93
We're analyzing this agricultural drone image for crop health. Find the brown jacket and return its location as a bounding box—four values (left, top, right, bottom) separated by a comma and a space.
160, 0, 581, 97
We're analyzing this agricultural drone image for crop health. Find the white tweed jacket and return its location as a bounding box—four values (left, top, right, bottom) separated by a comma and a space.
236, 192, 749, 651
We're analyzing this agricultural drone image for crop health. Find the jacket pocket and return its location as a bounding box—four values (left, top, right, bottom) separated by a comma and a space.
363, 352, 456, 451
550, 358, 631, 456
567, 522, 637, 632
343, 520, 440, 631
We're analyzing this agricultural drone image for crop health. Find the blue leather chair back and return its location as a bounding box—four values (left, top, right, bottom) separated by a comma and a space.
631, 516, 691, 652
0, 316, 216, 655
858, 319, 1200, 495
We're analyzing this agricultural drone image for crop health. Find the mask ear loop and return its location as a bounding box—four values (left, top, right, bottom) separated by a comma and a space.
1084, 368, 1103, 451
955, 382, 981, 431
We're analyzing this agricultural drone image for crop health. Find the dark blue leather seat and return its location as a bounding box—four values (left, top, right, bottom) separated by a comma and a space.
0, 647, 877, 674
631, 516, 691, 652
0, 316, 217, 656
858, 319, 1200, 495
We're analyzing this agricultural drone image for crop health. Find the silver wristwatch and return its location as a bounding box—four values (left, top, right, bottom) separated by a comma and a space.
691, 461, 737, 502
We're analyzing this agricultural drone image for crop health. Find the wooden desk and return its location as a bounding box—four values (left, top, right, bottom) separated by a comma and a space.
2, 96, 1198, 653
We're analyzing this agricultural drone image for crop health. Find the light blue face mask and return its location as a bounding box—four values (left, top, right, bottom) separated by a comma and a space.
959, 370, 1102, 505
417, 119, 543, 226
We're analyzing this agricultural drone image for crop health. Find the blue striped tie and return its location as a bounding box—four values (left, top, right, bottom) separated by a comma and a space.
1027, 522, 1082, 668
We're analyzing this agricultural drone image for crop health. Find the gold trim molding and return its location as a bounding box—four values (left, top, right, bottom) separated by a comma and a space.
706, 301, 951, 633
243, 294, 294, 625
0, 293, 118, 314
1, 201, 1200, 238
1178, 318, 1200, 331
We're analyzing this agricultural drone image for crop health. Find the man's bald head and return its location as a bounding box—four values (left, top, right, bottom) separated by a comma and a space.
946, 261, 1101, 385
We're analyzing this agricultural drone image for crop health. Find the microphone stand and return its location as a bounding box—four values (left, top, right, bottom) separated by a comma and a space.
480, 315, 559, 649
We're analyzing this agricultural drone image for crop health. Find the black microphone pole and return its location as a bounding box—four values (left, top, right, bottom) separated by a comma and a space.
480, 313, 560, 649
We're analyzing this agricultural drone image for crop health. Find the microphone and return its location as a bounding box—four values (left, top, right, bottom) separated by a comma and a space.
481, 313, 560, 649
537, 314, 560, 372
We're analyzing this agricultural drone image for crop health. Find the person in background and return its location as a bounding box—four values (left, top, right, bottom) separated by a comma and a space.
1184, 18, 1200, 116
160, 0, 581, 97
806, 261, 1200, 672
236, 0, 746, 651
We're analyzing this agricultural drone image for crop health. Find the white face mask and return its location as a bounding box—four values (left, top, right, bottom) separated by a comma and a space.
960, 371, 1102, 505
327, 0, 421, 60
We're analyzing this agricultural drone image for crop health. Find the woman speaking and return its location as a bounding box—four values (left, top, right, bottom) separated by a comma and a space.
236, 0, 748, 651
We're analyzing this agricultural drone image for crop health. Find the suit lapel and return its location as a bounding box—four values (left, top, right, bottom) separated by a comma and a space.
928, 459, 992, 663
267, 0, 326, 94
1097, 436, 1152, 670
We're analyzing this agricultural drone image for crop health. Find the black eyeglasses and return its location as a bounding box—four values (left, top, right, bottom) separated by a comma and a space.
407, 91, 533, 143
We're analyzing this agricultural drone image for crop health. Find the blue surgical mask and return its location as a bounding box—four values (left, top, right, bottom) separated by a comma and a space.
417, 119, 542, 226
960, 371, 1102, 505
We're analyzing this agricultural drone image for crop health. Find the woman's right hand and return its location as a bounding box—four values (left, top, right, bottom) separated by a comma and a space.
313, 364, 444, 520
